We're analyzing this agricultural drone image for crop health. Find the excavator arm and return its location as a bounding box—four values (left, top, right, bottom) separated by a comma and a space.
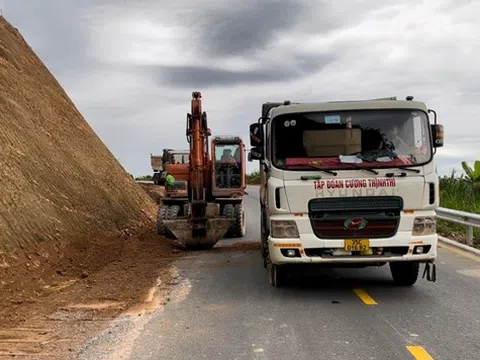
186, 91, 210, 238
162, 92, 230, 249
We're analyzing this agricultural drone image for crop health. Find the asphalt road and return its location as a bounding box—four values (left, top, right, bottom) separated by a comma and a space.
80, 186, 480, 360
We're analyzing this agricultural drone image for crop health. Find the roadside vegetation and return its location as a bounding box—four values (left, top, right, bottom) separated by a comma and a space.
246, 170, 261, 185
135, 174, 153, 181
438, 161, 480, 243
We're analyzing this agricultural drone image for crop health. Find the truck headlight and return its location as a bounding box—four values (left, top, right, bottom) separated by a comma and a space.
271, 220, 300, 238
412, 217, 436, 236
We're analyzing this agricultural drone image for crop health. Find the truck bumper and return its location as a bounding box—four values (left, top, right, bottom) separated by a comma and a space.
268, 233, 437, 265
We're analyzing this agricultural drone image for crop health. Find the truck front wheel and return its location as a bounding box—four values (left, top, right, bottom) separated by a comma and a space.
390, 261, 419, 286
269, 264, 288, 288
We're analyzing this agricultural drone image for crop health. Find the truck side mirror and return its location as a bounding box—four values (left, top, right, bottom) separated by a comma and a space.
249, 147, 264, 161
431, 124, 444, 147
249, 123, 263, 147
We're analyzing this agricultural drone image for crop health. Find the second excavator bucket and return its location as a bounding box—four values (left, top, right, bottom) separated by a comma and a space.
164, 217, 231, 250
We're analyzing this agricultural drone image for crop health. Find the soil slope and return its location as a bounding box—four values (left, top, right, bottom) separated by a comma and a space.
0, 16, 157, 259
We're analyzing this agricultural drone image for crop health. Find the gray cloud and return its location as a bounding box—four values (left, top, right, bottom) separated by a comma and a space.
192, 0, 306, 57
149, 53, 333, 88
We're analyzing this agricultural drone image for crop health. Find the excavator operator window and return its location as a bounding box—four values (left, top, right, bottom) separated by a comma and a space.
214, 143, 241, 188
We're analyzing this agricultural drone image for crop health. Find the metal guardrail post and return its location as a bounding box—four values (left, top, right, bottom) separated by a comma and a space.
466, 226, 474, 246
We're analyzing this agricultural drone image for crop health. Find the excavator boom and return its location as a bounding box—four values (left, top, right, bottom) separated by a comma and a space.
163, 92, 230, 249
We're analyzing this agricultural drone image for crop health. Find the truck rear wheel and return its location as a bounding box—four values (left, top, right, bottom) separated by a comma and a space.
157, 205, 168, 235
153, 173, 160, 185
390, 261, 419, 286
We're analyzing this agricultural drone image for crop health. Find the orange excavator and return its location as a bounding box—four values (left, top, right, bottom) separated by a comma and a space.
157, 91, 246, 249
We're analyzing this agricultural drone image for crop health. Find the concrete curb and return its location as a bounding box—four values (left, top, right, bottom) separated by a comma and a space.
438, 235, 480, 257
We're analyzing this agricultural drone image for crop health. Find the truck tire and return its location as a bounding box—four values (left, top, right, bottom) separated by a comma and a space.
165, 205, 180, 239
269, 264, 288, 288
231, 203, 246, 238
390, 261, 419, 286
222, 204, 234, 238
157, 206, 169, 235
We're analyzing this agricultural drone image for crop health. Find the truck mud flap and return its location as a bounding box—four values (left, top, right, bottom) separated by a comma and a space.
422, 263, 436, 282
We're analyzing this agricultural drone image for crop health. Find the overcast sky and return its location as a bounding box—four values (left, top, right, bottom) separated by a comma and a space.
1, 0, 478, 176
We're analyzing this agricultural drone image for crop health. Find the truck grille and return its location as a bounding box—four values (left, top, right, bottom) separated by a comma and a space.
308, 196, 403, 239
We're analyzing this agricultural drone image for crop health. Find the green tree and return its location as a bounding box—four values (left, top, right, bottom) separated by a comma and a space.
461, 160, 480, 184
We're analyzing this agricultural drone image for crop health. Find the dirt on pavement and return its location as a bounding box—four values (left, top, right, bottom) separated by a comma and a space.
0, 229, 185, 358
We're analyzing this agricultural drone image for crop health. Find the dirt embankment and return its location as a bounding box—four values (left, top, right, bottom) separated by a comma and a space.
0, 16, 159, 260
0, 15, 160, 263
0, 15, 181, 357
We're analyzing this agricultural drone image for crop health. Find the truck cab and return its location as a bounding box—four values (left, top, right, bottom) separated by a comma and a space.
248, 96, 444, 287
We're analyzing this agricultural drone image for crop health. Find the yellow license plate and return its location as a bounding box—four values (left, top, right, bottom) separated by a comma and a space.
344, 239, 370, 252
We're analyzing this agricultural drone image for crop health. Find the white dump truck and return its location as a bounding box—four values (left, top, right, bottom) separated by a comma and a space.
248, 96, 444, 287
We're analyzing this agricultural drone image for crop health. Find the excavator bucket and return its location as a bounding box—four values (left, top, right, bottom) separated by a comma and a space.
164, 217, 231, 250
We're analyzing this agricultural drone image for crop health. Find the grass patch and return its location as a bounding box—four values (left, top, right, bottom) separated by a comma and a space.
438, 170, 480, 246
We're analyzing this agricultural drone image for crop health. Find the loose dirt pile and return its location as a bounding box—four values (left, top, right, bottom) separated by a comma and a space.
138, 183, 165, 204
0, 16, 156, 262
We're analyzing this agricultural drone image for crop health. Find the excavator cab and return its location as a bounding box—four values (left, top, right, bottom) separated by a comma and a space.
211, 136, 247, 238
211, 136, 246, 197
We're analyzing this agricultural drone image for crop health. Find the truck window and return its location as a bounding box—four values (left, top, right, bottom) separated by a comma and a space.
173, 153, 189, 164
271, 109, 432, 170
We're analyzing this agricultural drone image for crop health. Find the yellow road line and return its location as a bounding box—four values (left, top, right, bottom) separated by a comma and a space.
406, 346, 434, 360
353, 288, 377, 305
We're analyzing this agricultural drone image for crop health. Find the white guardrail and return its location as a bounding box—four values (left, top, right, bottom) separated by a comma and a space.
436, 207, 480, 247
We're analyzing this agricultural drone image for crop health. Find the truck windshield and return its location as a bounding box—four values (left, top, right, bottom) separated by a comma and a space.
272, 109, 432, 170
